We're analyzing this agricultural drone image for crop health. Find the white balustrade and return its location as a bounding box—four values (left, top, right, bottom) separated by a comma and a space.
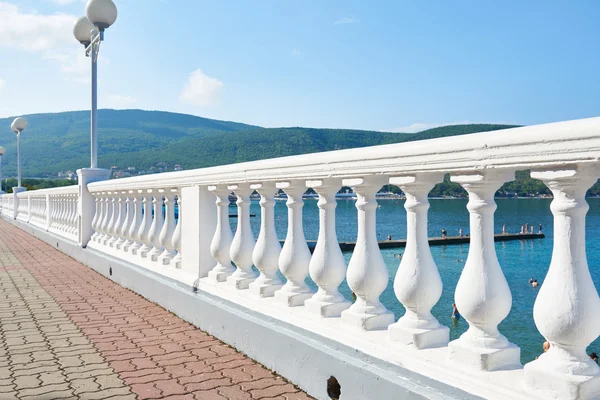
3, 117, 599, 400
147, 192, 165, 261
208, 185, 235, 282
28, 196, 47, 228
388, 174, 449, 349
227, 184, 257, 289
274, 180, 314, 306
16, 194, 28, 222
448, 171, 520, 371
304, 179, 351, 317
524, 165, 600, 399
341, 176, 394, 330
45, 193, 78, 238
249, 182, 283, 297
158, 189, 177, 265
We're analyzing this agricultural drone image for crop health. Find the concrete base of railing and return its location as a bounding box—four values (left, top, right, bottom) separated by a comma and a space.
524, 359, 600, 400
4, 215, 555, 400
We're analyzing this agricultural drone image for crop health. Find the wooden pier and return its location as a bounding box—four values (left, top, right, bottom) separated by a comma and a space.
281, 233, 545, 251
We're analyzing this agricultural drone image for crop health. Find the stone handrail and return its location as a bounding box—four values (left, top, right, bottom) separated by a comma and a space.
86, 117, 600, 192
2, 117, 600, 400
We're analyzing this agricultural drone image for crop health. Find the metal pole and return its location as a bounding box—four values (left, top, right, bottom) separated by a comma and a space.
91, 43, 98, 169
17, 132, 21, 187
0, 155, 3, 192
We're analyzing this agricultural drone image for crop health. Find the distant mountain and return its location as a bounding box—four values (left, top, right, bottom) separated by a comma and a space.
0, 109, 516, 177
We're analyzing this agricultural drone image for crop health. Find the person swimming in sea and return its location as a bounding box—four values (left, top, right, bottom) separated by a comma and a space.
451, 303, 460, 320
529, 278, 539, 288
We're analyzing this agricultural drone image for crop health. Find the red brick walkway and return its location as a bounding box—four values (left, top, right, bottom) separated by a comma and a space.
0, 218, 312, 400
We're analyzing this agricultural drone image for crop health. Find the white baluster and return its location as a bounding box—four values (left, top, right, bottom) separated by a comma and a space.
208, 185, 235, 282
29, 197, 35, 223
47, 195, 54, 231
111, 193, 127, 248
524, 165, 600, 399
138, 193, 154, 257
170, 193, 182, 269
304, 179, 351, 317
99, 194, 112, 244
448, 171, 520, 371
57, 197, 65, 231
388, 174, 449, 349
227, 184, 257, 289
60, 196, 67, 231
341, 176, 394, 330
64, 196, 71, 233
249, 182, 283, 297
274, 181, 314, 306
103, 194, 117, 245
158, 190, 177, 265
66, 196, 73, 233
119, 193, 134, 250
70, 196, 77, 235
148, 192, 165, 261
91, 194, 103, 242
127, 192, 143, 254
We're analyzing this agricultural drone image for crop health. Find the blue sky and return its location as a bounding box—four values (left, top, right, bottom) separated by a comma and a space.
0, 0, 599, 132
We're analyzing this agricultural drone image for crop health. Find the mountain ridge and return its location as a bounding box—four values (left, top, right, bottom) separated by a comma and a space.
0, 109, 517, 177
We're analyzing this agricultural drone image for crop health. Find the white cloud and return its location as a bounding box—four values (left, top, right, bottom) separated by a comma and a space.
334, 17, 359, 25
42, 49, 90, 83
291, 48, 301, 56
0, 3, 76, 52
179, 69, 223, 107
0, 79, 5, 93
107, 94, 138, 108
0, 3, 92, 82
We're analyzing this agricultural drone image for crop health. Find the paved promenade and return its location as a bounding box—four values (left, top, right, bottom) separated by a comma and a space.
0, 219, 312, 400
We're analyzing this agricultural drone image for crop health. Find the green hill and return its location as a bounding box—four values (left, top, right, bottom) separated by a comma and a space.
0, 109, 516, 177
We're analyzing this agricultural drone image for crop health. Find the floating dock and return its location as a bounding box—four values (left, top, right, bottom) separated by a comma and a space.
281, 233, 545, 251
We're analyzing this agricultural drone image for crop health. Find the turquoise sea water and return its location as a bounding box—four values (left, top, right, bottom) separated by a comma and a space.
230, 198, 600, 364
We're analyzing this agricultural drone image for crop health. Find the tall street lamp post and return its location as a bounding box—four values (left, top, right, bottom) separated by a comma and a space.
11, 117, 27, 189
73, 0, 117, 168
72, 0, 117, 247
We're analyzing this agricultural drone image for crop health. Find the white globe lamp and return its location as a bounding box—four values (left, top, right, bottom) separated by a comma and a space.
86, 0, 118, 30
73, 16, 96, 47
11, 117, 26, 188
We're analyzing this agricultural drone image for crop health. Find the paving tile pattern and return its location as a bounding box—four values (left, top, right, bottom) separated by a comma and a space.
0, 219, 313, 400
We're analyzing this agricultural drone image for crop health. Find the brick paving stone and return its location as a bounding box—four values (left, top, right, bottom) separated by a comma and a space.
0, 218, 313, 399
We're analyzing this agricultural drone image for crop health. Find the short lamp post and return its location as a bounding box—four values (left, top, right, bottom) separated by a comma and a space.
11, 117, 27, 188
73, 0, 117, 169
0, 146, 5, 194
